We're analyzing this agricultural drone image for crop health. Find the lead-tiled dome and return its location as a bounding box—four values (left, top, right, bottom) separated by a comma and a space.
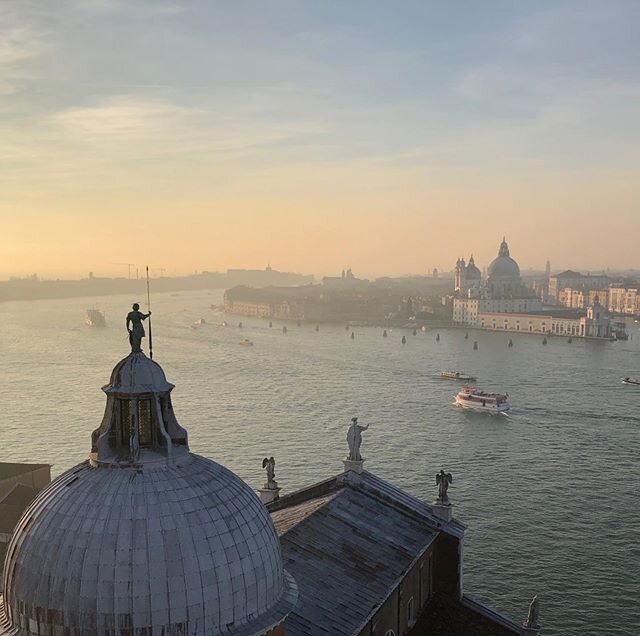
1, 352, 296, 636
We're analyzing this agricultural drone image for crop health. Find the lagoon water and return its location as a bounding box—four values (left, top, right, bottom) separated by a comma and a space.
1, 290, 639, 635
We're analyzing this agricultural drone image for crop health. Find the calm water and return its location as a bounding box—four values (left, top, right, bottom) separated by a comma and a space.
1, 290, 639, 635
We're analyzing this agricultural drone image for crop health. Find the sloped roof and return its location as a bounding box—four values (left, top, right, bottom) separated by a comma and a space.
409, 594, 522, 635
269, 470, 463, 636
0, 484, 39, 533
0, 463, 50, 481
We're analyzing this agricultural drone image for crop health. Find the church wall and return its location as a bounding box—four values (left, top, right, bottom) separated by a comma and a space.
432, 533, 460, 598
361, 546, 435, 636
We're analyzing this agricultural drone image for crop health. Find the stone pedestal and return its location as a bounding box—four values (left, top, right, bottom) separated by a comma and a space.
343, 458, 364, 474
259, 487, 281, 505
431, 501, 453, 522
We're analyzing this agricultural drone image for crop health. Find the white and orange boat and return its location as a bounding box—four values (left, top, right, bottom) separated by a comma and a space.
454, 386, 511, 413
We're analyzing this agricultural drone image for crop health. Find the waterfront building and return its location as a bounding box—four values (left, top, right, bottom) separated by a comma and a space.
452, 239, 542, 325
477, 297, 612, 338
548, 271, 609, 302
0, 340, 539, 635
607, 286, 640, 315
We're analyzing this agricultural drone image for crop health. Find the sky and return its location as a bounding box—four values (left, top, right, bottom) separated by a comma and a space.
2, 0, 640, 279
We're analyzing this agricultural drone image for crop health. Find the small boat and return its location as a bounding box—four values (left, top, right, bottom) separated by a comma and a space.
238, 321, 243, 328
568, 337, 573, 343
192, 318, 206, 329
436, 333, 440, 342
282, 325, 288, 334
239, 338, 253, 347
220, 321, 228, 327
383, 330, 388, 338
401, 335, 406, 344
269, 321, 273, 328
441, 371, 477, 382
351, 331, 355, 340
413, 328, 417, 336
465, 332, 469, 340
508, 338, 513, 348
621, 377, 640, 386
455, 386, 511, 413
473, 341, 478, 350
85, 309, 106, 328
421, 326, 426, 332
542, 337, 548, 345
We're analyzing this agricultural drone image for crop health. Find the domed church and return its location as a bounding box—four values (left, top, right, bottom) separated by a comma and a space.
0, 352, 297, 636
487, 237, 523, 297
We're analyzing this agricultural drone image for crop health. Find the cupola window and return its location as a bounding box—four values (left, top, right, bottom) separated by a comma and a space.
119, 399, 132, 446
138, 399, 153, 446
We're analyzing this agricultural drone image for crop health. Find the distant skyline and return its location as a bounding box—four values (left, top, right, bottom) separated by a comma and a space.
3, 1, 640, 278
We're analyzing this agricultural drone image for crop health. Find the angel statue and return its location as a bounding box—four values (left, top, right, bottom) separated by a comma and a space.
435, 470, 453, 504
524, 595, 540, 629
262, 456, 277, 490
347, 417, 369, 461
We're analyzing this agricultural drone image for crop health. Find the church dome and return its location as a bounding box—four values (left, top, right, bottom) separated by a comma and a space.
465, 256, 481, 280
488, 238, 520, 280
1, 351, 296, 636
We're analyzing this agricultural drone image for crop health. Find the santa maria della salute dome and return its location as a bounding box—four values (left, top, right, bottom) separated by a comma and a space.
455, 237, 526, 298
0, 352, 297, 636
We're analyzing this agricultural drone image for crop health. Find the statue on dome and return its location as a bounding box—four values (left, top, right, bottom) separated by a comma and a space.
436, 470, 453, 504
347, 417, 369, 461
262, 456, 278, 490
126, 303, 151, 353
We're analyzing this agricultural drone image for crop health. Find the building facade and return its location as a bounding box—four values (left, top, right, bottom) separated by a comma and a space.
548, 271, 609, 302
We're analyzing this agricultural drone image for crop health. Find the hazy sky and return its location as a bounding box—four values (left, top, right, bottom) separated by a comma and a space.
2, 1, 639, 279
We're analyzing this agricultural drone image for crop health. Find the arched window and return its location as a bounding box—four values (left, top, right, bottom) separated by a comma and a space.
407, 596, 415, 624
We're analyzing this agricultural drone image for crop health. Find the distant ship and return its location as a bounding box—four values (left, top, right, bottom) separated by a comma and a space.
85, 309, 106, 328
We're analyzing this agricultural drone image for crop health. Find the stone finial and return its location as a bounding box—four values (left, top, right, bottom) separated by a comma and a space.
262, 456, 278, 490
522, 595, 541, 635
432, 470, 453, 521
435, 470, 452, 504
259, 456, 281, 505
344, 417, 369, 474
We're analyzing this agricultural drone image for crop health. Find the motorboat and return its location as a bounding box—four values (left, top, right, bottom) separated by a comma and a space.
441, 371, 477, 382
239, 338, 254, 347
191, 318, 206, 329
621, 377, 640, 386
454, 386, 511, 413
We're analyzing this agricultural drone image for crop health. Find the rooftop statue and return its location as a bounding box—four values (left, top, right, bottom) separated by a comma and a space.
347, 417, 369, 461
524, 595, 540, 629
436, 470, 453, 504
262, 456, 278, 490
126, 303, 151, 353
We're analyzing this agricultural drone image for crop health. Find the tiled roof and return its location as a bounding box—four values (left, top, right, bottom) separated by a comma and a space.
270, 471, 442, 636
0, 463, 50, 481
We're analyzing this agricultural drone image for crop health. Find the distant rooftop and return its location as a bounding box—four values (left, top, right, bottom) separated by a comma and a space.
0, 463, 50, 481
